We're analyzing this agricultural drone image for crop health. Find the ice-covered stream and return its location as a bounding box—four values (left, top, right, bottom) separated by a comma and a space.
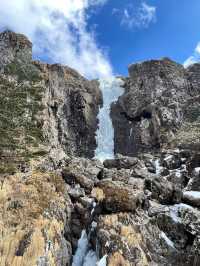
95, 77, 124, 161
72, 203, 107, 266
72, 230, 107, 266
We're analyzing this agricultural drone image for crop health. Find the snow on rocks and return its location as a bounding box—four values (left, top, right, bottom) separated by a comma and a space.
183, 191, 200, 207
160, 231, 176, 249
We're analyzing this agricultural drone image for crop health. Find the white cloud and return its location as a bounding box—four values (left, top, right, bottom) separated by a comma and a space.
0, 0, 112, 79
113, 2, 156, 30
184, 42, 200, 68
195, 42, 200, 54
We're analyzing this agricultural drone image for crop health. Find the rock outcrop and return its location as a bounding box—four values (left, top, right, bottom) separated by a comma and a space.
0, 30, 102, 172
0, 170, 72, 266
111, 58, 200, 156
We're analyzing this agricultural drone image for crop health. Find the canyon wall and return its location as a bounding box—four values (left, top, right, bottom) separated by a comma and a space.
111, 58, 200, 156
0, 31, 200, 266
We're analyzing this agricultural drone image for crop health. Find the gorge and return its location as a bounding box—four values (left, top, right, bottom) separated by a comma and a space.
0, 30, 200, 266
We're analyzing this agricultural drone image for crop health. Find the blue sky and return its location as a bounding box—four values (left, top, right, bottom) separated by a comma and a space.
0, 0, 200, 78
88, 0, 200, 75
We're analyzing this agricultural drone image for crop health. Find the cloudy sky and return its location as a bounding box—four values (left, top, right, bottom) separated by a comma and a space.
0, 0, 199, 78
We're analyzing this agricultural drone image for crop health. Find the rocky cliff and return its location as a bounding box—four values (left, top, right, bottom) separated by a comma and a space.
0, 30, 102, 173
0, 30, 200, 266
111, 58, 200, 155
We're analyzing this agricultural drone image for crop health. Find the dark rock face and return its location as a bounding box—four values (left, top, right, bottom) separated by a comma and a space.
35, 62, 102, 160
111, 58, 200, 156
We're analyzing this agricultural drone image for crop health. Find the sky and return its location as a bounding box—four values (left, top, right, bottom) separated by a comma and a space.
0, 0, 200, 78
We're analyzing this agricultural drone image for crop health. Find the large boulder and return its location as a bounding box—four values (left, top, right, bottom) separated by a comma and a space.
62, 157, 103, 192
95, 179, 145, 212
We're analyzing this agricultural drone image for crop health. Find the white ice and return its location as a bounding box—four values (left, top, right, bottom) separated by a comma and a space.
72, 230, 107, 266
160, 231, 175, 249
194, 167, 200, 175
83, 250, 97, 266
183, 191, 200, 200
97, 255, 108, 266
72, 230, 90, 266
95, 77, 124, 162
154, 159, 162, 175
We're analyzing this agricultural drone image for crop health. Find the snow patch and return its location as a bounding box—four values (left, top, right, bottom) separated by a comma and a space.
183, 191, 200, 200
173, 203, 193, 210
160, 231, 175, 249
164, 155, 173, 161
194, 167, 200, 175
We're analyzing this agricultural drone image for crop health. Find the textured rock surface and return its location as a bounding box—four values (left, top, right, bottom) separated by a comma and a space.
112, 58, 200, 156
0, 30, 102, 172
35, 61, 102, 160
0, 170, 72, 266
0, 30, 101, 265
90, 151, 200, 266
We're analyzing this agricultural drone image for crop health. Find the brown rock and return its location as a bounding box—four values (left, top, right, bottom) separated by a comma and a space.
97, 179, 145, 212
0, 171, 72, 266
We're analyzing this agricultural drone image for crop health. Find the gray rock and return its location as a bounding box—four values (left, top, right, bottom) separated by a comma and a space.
103, 155, 138, 169
145, 177, 183, 204
68, 185, 85, 199
186, 167, 200, 191
111, 58, 200, 157
62, 157, 103, 191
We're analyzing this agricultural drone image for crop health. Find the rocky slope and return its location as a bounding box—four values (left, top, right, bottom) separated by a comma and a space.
0, 30, 200, 266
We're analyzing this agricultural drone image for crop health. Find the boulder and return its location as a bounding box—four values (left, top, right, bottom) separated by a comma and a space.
103, 155, 138, 169
96, 179, 145, 212
62, 157, 103, 191
145, 177, 182, 204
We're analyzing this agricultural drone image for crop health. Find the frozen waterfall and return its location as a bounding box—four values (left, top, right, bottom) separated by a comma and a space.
72, 77, 124, 266
72, 230, 107, 266
95, 77, 124, 161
